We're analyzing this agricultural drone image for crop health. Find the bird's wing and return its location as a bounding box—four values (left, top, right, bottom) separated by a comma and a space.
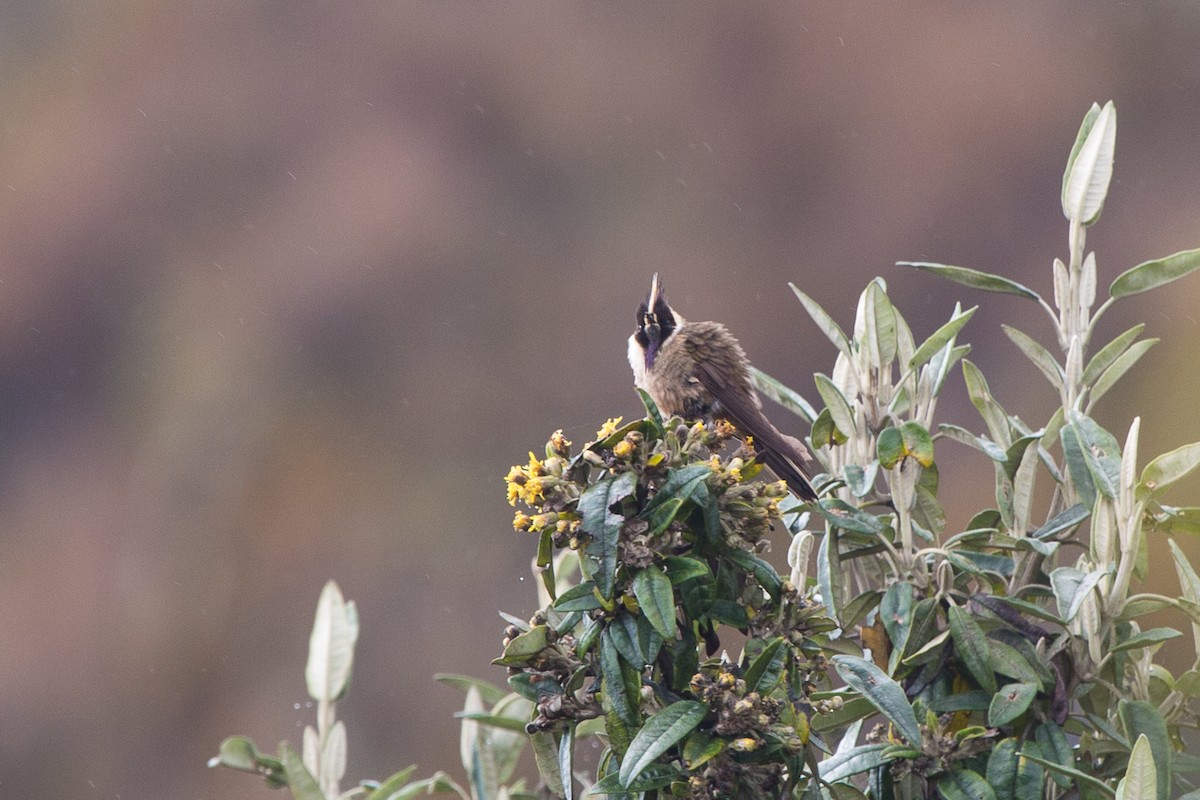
692, 356, 818, 502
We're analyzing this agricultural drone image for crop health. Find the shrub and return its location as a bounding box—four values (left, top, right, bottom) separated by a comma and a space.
214, 101, 1200, 799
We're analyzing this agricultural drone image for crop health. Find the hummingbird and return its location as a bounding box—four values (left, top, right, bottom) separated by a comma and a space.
628, 274, 818, 502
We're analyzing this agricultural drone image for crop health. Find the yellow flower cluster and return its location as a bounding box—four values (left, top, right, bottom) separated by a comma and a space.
505, 451, 546, 506
595, 416, 624, 439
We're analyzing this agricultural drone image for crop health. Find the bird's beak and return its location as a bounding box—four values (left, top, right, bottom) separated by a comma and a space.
648, 273, 662, 309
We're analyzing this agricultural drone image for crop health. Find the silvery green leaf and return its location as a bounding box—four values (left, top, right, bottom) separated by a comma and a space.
1081, 251, 1098, 309
1062, 100, 1116, 225
790, 282, 851, 355
899, 262, 1041, 301
962, 360, 1011, 448
1082, 324, 1146, 385
750, 366, 817, 424
910, 305, 976, 371
815, 373, 857, 438
281, 743, 327, 800
1139, 440, 1200, 500
1052, 258, 1069, 315
306, 581, 360, 703
1110, 246, 1200, 298
1002, 324, 1064, 391
1088, 339, 1157, 410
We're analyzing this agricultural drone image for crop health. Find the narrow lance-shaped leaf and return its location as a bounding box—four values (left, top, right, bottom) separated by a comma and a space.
962, 360, 1011, 448
831, 655, 922, 745
1002, 324, 1064, 391
790, 282, 851, 355
1062, 100, 1116, 225
617, 701, 707, 787
947, 603, 997, 694
1082, 324, 1146, 385
814, 373, 856, 439
909, 305, 977, 370
898, 261, 1041, 301
580, 471, 638, 599
867, 279, 898, 366
632, 567, 677, 640
281, 743, 327, 800
749, 366, 818, 424
1111, 247, 1200, 298
1088, 339, 1157, 411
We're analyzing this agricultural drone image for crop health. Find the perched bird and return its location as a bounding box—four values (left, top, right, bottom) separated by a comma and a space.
628, 274, 819, 502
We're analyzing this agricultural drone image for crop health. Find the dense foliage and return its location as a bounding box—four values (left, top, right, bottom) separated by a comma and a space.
213, 102, 1200, 799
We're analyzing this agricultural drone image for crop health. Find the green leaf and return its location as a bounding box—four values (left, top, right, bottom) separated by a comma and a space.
1062, 100, 1116, 225
880, 583, 914, 654
1064, 415, 1122, 501
1034, 723, 1073, 789
1111, 627, 1182, 653
865, 279, 898, 366
663, 556, 711, 585
815, 373, 857, 439
643, 464, 710, 514
362, 766, 419, 800
790, 282, 851, 355
936, 768, 998, 800
743, 637, 787, 694
963, 360, 1011, 448
281, 743, 326, 800
1082, 324, 1146, 385
1002, 324, 1064, 390
580, 471, 638, 599
1089, 339, 1157, 409
1025, 753, 1117, 797
988, 683, 1037, 727
818, 743, 891, 783
909, 305, 977, 370
632, 567, 677, 640
1139, 441, 1200, 500
899, 262, 1041, 301
306, 581, 359, 703
682, 730, 725, 769
1119, 734, 1158, 800
434, 674, 508, 705
1032, 503, 1090, 540
493, 625, 549, 667
985, 739, 1020, 800
831, 655, 922, 746
1119, 701, 1171, 800
557, 724, 574, 800
617, 701, 706, 787
599, 630, 639, 758
1050, 566, 1106, 623
721, 547, 783, 601
528, 732, 563, 800
987, 638, 1049, 688
750, 366, 818, 424
877, 422, 935, 470
552, 581, 603, 613
636, 388, 666, 438
948, 603, 997, 694
1111, 247, 1200, 298
608, 611, 662, 668
816, 498, 885, 535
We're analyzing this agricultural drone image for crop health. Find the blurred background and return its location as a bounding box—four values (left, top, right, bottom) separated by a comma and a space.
2, 3, 1199, 797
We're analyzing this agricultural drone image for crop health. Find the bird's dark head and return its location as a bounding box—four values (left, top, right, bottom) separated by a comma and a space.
633, 273, 677, 368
